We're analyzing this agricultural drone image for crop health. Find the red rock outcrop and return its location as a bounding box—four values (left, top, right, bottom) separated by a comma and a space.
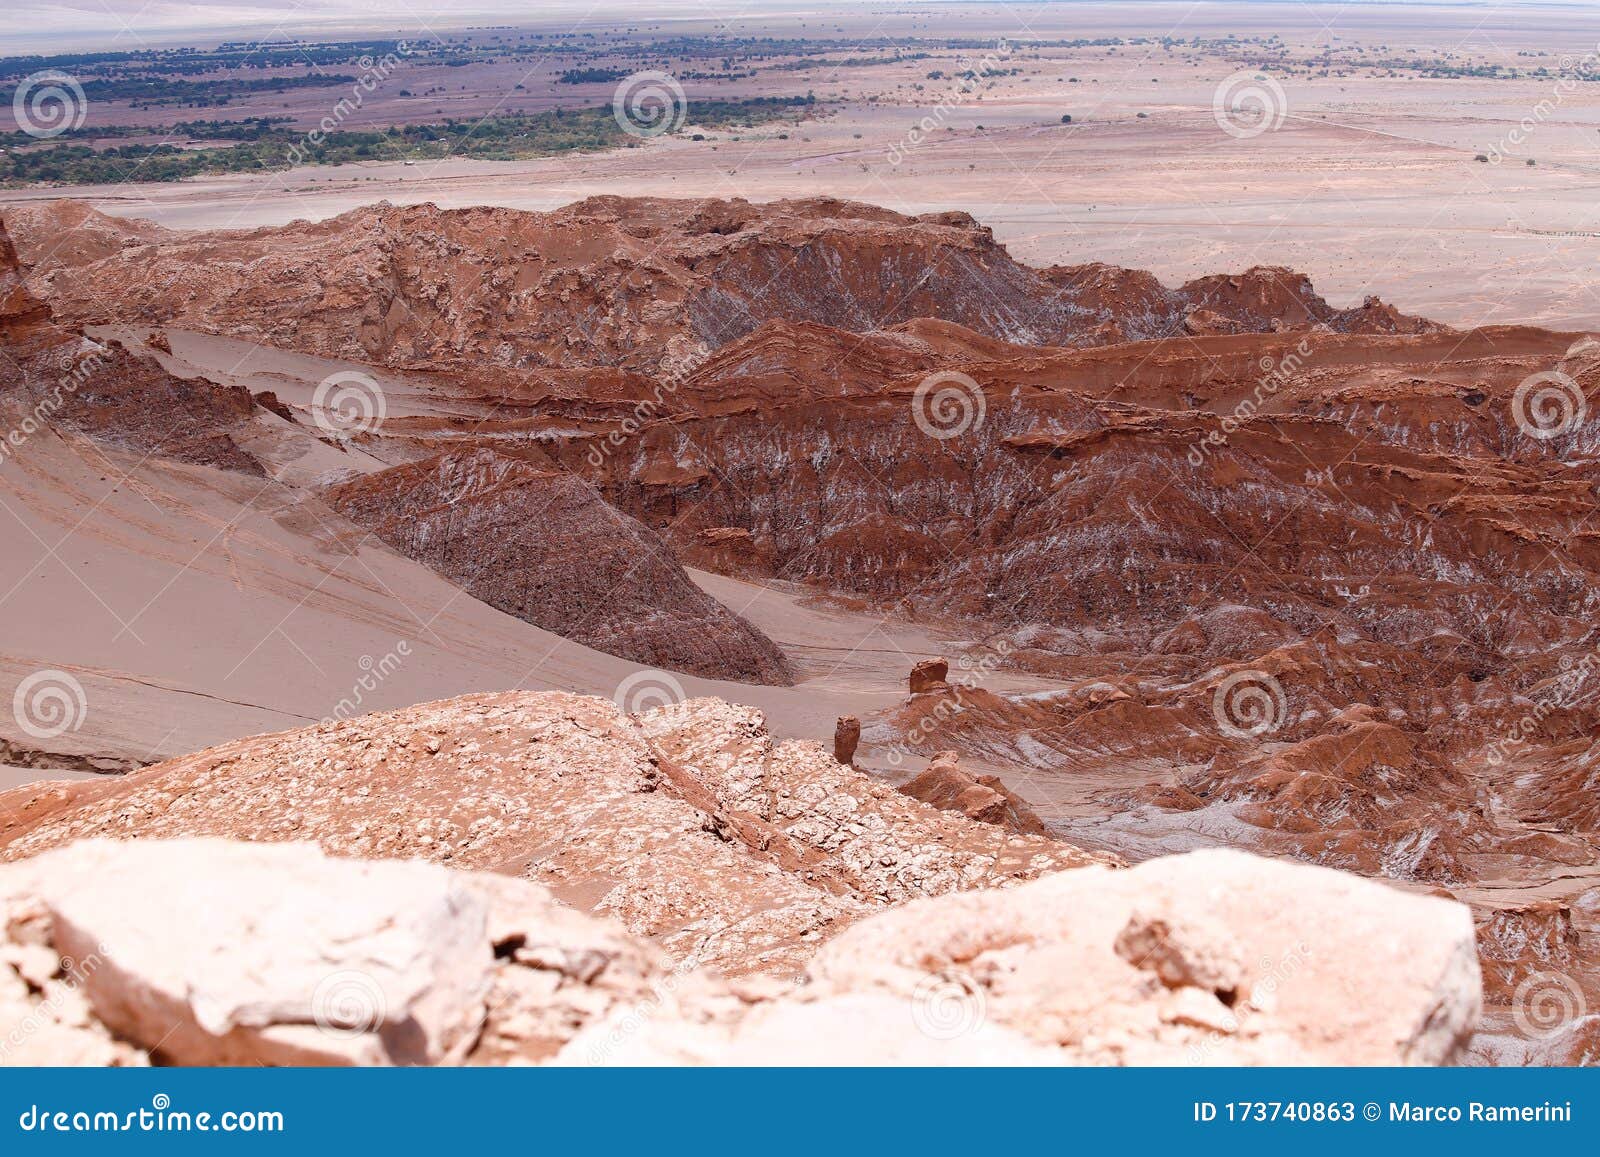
898, 752, 1047, 836
0, 219, 263, 475
6, 198, 1436, 376
908, 658, 950, 695
4, 194, 1597, 1063
323, 448, 792, 684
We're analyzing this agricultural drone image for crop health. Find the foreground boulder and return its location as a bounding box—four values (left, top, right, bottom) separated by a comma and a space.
0, 839, 660, 1066
806, 849, 1481, 1065
0, 838, 1479, 1067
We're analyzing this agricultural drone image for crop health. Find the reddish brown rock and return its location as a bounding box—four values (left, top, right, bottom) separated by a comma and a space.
833, 715, 861, 766
324, 448, 793, 685
6, 198, 1437, 376
908, 658, 950, 695
898, 752, 1047, 836
4, 193, 1598, 1058
0, 219, 262, 475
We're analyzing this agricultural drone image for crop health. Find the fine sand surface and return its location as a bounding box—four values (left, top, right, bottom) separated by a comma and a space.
0, 388, 982, 787
0, 765, 99, 790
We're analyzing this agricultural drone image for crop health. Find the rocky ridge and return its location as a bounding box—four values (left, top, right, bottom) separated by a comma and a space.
0, 693, 1111, 978
7, 198, 1437, 376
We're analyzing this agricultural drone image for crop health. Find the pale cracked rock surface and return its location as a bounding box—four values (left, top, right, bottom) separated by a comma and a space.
804, 849, 1482, 1065
0, 836, 1482, 1066
0, 838, 661, 1066
0, 692, 1113, 978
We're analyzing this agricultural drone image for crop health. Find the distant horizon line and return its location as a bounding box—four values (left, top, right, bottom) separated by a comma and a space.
2, 0, 1595, 59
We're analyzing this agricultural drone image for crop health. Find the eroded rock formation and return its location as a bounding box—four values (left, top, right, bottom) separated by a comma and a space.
6, 198, 1436, 376
898, 751, 1047, 836
324, 448, 793, 684
1, 194, 1594, 1065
